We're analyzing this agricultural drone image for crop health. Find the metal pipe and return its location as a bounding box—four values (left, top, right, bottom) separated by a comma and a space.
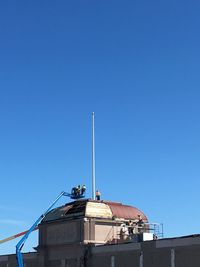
0, 227, 38, 245
92, 112, 96, 200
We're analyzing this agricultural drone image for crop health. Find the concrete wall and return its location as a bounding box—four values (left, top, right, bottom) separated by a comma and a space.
2, 237, 200, 267
88, 236, 200, 267
0, 253, 38, 267
84, 218, 123, 245
2, 217, 200, 267
40, 217, 127, 247
88, 242, 141, 267
39, 219, 84, 247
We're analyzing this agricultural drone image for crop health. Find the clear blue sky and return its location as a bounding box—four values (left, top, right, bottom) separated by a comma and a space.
1, 0, 200, 255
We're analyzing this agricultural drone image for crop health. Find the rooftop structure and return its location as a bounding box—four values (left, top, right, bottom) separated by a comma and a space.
0, 198, 199, 267
42, 199, 148, 223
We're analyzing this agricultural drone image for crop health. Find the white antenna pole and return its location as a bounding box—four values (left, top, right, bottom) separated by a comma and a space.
92, 112, 96, 200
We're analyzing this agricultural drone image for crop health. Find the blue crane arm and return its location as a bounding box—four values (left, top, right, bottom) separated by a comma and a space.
16, 187, 86, 267
16, 191, 67, 267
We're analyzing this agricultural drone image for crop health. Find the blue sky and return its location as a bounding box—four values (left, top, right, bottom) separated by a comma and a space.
1, 0, 200, 255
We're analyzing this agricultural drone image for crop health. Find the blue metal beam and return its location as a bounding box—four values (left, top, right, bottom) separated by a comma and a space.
16, 190, 85, 267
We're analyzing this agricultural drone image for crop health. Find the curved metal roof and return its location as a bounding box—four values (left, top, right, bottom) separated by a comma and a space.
104, 201, 147, 221
42, 199, 148, 223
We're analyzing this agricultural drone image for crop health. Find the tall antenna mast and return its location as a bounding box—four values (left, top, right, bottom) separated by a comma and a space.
92, 112, 96, 200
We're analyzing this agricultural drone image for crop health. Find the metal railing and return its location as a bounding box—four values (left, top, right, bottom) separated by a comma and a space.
145, 223, 164, 238
103, 222, 164, 244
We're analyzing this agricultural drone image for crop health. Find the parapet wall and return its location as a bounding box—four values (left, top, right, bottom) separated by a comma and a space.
1, 235, 200, 267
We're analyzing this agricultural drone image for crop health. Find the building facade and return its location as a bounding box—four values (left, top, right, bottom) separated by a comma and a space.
1, 199, 200, 267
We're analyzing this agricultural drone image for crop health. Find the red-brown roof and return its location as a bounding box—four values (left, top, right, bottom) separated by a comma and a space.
104, 201, 148, 221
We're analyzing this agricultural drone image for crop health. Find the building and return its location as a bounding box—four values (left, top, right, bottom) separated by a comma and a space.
1, 199, 200, 267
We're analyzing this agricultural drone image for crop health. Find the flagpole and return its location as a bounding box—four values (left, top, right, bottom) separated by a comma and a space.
92, 112, 96, 200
